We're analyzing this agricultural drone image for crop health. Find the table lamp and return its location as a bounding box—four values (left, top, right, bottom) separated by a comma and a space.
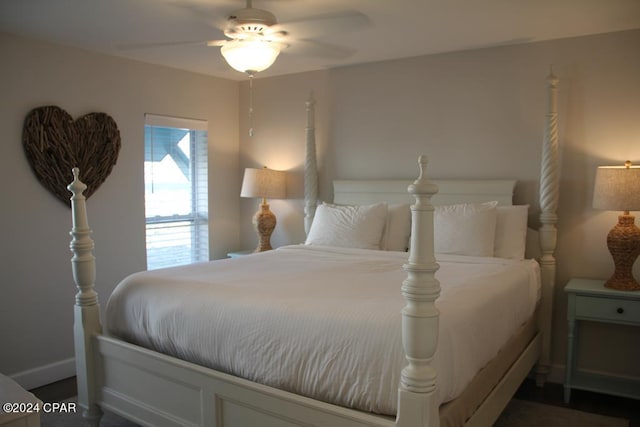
592, 161, 640, 290
241, 167, 286, 252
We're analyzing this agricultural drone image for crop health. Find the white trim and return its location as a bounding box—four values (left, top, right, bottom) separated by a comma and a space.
543, 363, 640, 385
9, 358, 75, 390
144, 113, 208, 131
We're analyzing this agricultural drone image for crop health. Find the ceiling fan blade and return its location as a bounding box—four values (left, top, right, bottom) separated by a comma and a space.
285, 39, 356, 59
271, 10, 370, 40
116, 40, 211, 51
117, 39, 227, 51
206, 40, 228, 47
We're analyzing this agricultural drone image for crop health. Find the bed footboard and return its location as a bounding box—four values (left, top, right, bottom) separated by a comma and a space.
67, 156, 442, 427
95, 335, 395, 427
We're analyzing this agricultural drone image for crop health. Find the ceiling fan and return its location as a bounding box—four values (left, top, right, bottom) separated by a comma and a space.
122, 0, 368, 75
124, 0, 367, 136
207, 0, 291, 74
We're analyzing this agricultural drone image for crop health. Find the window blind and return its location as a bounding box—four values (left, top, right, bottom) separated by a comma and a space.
144, 114, 209, 270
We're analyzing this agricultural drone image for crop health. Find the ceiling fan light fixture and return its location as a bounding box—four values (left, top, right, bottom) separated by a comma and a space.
221, 39, 281, 74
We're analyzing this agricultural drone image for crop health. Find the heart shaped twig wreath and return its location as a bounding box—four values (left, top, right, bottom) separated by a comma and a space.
23, 106, 121, 206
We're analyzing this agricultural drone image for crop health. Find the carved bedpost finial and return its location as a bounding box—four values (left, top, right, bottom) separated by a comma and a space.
417, 155, 428, 181
305, 92, 316, 131
546, 66, 559, 115
548, 65, 558, 83
68, 168, 86, 198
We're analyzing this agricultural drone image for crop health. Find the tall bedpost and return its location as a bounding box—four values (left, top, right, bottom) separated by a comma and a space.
68, 168, 103, 426
536, 70, 560, 387
304, 93, 318, 235
397, 155, 440, 427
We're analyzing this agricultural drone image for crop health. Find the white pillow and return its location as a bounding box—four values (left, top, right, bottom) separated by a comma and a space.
382, 204, 411, 251
434, 201, 498, 257
494, 205, 529, 259
305, 202, 388, 250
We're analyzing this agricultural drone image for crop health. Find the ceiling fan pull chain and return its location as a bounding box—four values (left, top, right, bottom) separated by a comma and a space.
248, 72, 254, 137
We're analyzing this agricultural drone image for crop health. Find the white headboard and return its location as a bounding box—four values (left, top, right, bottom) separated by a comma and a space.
333, 179, 516, 206
333, 178, 541, 260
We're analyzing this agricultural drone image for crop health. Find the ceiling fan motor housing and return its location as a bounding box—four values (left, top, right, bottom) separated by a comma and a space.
226, 7, 278, 37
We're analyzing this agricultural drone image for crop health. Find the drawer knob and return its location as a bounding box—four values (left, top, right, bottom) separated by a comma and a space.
616, 307, 624, 314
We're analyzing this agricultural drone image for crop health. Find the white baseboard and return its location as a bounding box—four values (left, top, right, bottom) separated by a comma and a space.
531, 363, 640, 387
9, 358, 75, 391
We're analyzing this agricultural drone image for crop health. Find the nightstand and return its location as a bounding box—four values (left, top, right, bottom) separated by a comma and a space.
227, 249, 255, 258
564, 278, 640, 403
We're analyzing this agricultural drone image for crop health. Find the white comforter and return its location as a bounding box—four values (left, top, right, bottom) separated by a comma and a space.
106, 245, 540, 415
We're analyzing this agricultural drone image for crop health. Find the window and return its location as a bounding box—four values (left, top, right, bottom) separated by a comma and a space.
144, 114, 209, 270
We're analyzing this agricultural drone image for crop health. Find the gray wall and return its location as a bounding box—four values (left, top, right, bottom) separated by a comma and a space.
0, 32, 240, 387
239, 29, 640, 381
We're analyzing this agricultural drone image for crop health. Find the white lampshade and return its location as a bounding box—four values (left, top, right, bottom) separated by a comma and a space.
221, 39, 281, 74
593, 162, 640, 212
241, 167, 286, 199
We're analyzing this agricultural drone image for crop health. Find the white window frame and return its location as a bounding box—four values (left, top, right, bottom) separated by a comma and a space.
144, 114, 209, 270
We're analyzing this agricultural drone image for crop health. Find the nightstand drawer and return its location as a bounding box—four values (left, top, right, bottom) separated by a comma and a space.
575, 295, 640, 324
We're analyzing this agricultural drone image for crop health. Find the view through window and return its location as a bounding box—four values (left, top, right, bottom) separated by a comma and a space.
144, 114, 209, 270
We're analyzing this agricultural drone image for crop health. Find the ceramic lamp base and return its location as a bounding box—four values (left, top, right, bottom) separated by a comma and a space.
605, 214, 640, 291
253, 200, 276, 252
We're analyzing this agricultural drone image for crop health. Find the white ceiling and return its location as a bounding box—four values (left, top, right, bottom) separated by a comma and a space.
1, 0, 639, 81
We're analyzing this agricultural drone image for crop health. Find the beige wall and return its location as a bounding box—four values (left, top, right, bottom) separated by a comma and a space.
0, 32, 239, 387
1, 28, 638, 389
240, 29, 640, 380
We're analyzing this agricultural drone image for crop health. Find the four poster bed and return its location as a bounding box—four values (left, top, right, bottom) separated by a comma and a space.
68, 72, 560, 427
